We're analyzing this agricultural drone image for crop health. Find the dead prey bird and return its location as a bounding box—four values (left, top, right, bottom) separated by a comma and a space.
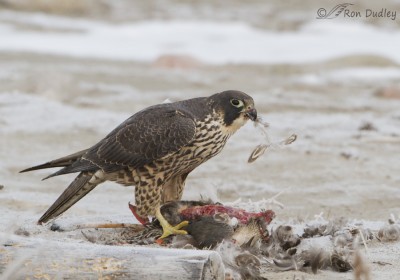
86, 200, 275, 248
125, 200, 274, 280
20, 90, 258, 239
248, 117, 297, 163
150, 200, 274, 249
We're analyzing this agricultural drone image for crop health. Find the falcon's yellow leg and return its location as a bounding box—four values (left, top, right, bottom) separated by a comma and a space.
156, 207, 189, 239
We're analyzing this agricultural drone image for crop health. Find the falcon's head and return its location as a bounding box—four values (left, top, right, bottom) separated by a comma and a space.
209, 90, 257, 132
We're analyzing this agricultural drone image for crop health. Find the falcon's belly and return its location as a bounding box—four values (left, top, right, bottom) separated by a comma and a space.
113, 114, 232, 186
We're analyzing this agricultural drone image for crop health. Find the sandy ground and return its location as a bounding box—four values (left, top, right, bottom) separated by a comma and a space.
1, 1, 400, 279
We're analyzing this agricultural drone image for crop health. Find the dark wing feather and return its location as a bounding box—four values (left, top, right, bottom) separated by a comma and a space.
21, 103, 198, 178
37, 171, 94, 224
20, 149, 89, 173
60, 105, 197, 174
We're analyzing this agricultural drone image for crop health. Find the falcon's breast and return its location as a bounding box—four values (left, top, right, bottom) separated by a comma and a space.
146, 112, 231, 180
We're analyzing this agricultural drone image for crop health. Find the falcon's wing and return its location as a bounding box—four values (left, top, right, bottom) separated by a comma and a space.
22, 104, 197, 178
80, 105, 196, 173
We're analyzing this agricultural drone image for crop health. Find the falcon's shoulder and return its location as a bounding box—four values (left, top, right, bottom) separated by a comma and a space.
83, 103, 198, 172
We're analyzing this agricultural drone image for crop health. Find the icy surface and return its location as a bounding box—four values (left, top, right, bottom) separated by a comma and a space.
0, 11, 400, 64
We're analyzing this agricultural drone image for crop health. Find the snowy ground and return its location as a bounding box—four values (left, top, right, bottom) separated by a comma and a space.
1, 1, 400, 279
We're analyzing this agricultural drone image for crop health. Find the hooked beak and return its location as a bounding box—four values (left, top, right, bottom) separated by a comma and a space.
244, 107, 257, 121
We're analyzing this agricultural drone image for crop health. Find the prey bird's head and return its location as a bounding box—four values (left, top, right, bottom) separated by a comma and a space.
208, 90, 257, 132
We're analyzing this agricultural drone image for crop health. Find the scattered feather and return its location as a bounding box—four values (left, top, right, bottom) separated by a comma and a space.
249, 116, 297, 163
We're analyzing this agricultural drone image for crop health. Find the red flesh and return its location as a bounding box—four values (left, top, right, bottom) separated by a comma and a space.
180, 205, 275, 225
128, 203, 150, 225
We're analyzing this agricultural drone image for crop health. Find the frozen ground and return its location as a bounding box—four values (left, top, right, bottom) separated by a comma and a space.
1, 10, 400, 64
1, 1, 400, 279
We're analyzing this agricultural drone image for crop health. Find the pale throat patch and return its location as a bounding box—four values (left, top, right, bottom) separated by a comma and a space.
221, 114, 248, 135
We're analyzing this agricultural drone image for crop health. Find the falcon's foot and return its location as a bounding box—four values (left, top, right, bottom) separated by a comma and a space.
156, 206, 188, 239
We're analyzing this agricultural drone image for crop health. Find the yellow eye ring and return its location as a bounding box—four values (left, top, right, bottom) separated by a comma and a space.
230, 99, 244, 108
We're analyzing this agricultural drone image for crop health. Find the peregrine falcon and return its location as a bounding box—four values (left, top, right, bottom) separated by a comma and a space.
21, 90, 257, 231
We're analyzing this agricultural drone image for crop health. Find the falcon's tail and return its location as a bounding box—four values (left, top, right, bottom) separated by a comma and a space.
38, 171, 103, 224
20, 149, 89, 173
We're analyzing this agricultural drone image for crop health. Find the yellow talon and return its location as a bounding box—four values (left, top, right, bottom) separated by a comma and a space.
156, 207, 189, 239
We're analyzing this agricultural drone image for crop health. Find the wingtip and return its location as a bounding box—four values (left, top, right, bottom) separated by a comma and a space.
19, 167, 35, 173
41, 169, 65, 181
19, 166, 56, 180
37, 212, 51, 225
41, 174, 53, 181
19, 163, 50, 173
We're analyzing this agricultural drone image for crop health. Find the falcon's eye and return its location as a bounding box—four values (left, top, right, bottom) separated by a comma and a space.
230, 99, 244, 108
